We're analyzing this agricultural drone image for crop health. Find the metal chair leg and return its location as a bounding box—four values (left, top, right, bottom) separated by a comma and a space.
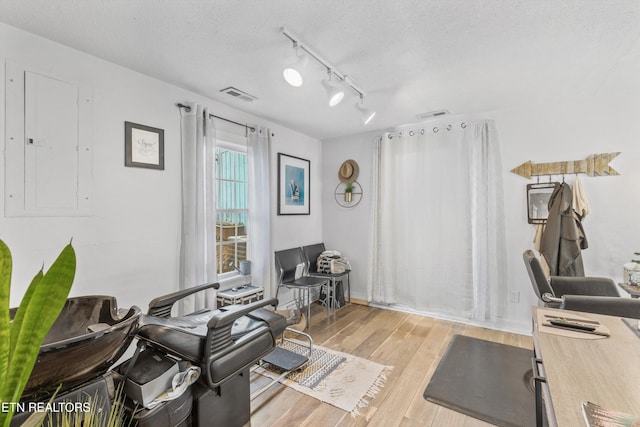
306, 287, 311, 331
333, 280, 337, 313
325, 282, 330, 317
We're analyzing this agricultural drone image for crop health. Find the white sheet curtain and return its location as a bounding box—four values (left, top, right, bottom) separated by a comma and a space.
370, 120, 506, 322
247, 126, 272, 295
179, 103, 217, 313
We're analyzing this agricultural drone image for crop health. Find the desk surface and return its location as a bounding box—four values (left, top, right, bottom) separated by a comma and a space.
618, 282, 640, 298
532, 307, 640, 427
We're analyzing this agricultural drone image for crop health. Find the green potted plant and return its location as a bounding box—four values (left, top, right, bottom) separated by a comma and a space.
0, 239, 76, 426
344, 183, 353, 202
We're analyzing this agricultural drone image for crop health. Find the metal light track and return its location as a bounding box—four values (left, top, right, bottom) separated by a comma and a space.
280, 26, 367, 99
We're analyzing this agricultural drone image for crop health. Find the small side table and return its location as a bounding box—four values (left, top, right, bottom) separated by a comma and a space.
217, 285, 264, 307
618, 282, 640, 298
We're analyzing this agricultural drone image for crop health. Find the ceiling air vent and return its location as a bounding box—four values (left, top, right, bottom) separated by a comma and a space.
416, 110, 450, 120
220, 87, 257, 103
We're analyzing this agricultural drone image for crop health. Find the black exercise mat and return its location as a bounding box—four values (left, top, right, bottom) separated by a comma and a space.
424, 335, 542, 427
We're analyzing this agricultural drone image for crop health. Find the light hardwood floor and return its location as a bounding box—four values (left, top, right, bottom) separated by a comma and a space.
250, 303, 533, 426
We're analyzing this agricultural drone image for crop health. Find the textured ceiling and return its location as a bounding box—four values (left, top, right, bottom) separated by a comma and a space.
1, 0, 639, 140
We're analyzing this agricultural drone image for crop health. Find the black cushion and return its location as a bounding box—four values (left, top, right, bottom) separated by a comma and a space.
523, 250, 554, 298
302, 243, 326, 273
275, 248, 307, 283
208, 328, 274, 384
247, 308, 288, 336
562, 295, 640, 318
137, 309, 271, 363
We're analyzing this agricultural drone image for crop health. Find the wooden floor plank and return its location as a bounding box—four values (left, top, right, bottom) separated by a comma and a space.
431, 405, 468, 426
249, 302, 533, 427
299, 403, 349, 427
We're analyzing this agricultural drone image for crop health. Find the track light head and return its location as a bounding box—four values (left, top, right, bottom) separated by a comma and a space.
321, 75, 344, 107
283, 52, 308, 87
355, 99, 376, 125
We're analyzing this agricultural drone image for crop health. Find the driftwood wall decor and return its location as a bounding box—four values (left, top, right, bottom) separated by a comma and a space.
511, 152, 621, 179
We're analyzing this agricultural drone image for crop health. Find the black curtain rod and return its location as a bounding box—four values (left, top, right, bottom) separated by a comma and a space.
177, 103, 256, 132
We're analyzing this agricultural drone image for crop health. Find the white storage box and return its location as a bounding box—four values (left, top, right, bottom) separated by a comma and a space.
216, 285, 264, 307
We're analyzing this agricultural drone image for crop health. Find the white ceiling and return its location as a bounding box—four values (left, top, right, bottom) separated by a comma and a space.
1, 0, 639, 140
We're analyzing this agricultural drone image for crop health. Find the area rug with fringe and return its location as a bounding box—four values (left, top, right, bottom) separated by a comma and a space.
255, 340, 392, 416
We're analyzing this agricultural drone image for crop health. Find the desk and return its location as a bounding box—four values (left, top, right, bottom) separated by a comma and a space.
532, 307, 640, 426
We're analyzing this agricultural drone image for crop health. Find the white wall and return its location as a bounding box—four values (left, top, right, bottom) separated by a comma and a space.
496, 91, 640, 331
271, 141, 324, 252
0, 23, 322, 310
322, 77, 640, 333
321, 131, 377, 302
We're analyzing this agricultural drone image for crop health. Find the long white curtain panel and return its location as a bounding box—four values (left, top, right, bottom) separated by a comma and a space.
247, 126, 273, 294
179, 103, 217, 313
370, 120, 506, 323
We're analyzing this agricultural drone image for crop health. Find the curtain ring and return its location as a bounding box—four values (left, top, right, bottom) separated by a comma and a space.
461, 122, 467, 128
446, 124, 452, 131
409, 130, 415, 136
433, 127, 439, 133
420, 129, 425, 135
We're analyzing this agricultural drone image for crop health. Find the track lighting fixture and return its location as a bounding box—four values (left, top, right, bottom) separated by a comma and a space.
281, 27, 375, 125
283, 44, 308, 87
321, 70, 344, 107
356, 95, 376, 125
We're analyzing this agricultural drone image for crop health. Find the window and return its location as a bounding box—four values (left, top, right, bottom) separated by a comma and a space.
215, 144, 248, 275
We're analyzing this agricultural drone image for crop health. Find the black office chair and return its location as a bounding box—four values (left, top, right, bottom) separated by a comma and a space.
523, 250, 621, 308
274, 248, 329, 330
302, 243, 351, 310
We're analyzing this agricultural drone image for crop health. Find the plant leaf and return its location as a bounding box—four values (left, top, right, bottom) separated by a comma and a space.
19, 411, 47, 427
20, 384, 63, 427
1, 243, 75, 422
0, 241, 12, 394
9, 271, 43, 364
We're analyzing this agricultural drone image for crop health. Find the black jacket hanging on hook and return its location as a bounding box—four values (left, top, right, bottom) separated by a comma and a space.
539, 182, 588, 277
